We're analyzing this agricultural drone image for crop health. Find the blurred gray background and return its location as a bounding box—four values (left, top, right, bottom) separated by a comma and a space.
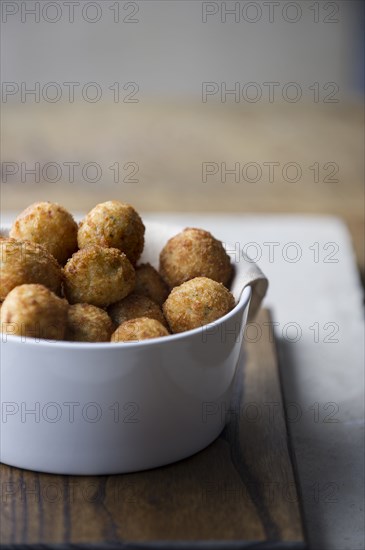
1, 0, 364, 270
1, 0, 364, 98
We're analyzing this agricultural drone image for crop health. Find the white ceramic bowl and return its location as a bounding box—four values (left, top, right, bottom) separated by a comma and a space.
0, 222, 257, 475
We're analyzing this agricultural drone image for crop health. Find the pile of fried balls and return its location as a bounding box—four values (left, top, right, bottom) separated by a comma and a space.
0, 201, 235, 343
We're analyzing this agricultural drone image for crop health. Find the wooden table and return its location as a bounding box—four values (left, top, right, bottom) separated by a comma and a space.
1, 102, 363, 276
0, 310, 306, 549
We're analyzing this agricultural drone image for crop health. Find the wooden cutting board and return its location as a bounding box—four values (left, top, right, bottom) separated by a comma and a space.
0, 309, 305, 549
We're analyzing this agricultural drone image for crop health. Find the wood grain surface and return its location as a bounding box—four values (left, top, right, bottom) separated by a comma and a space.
1, 102, 363, 274
0, 309, 305, 549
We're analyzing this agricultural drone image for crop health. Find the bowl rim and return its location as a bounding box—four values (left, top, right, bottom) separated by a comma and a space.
1, 287, 252, 349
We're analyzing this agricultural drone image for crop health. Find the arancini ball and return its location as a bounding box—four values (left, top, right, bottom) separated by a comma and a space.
0, 238, 62, 300
159, 228, 232, 288
63, 245, 135, 307
78, 201, 145, 265
0, 284, 68, 340
163, 276, 235, 333
135, 263, 169, 306
108, 294, 167, 328
65, 303, 114, 342
9, 201, 78, 265
111, 317, 169, 342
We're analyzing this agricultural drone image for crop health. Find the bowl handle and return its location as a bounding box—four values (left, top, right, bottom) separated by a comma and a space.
236, 252, 269, 321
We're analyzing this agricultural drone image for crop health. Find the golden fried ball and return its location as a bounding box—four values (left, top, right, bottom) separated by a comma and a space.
159, 228, 232, 288
66, 303, 114, 342
78, 201, 145, 265
1, 284, 68, 340
108, 294, 167, 328
111, 317, 169, 342
63, 245, 135, 307
163, 277, 235, 333
0, 238, 62, 301
135, 263, 169, 306
9, 202, 78, 265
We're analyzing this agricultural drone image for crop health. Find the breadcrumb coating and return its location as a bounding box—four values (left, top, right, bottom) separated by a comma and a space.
10, 202, 78, 265
0, 284, 68, 340
159, 228, 232, 288
78, 201, 145, 265
0, 238, 62, 300
66, 303, 114, 342
63, 245, 135, 307
134, 263, 169, 306
111, 317, 169, 342
108, 294, 167, 328
163, 277, 235, 333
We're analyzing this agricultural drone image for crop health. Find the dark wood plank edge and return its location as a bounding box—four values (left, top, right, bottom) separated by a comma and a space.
275, 335, 309, 548
220, 351, 280, 542
0, 541, 307, 550
218, 310, 306, 546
